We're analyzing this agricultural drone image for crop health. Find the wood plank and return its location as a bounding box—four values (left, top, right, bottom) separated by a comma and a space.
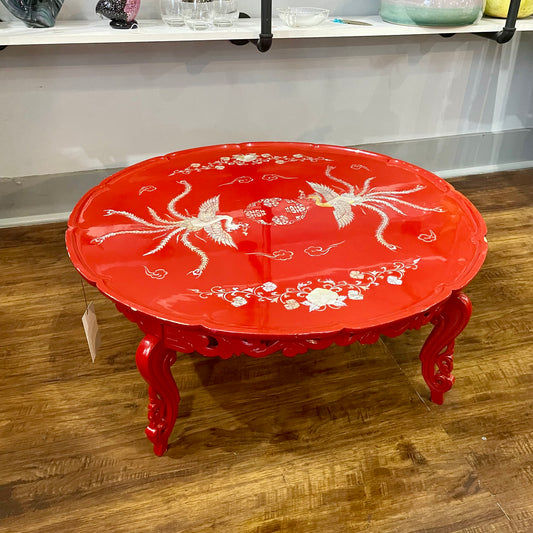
1, 168, 532, 532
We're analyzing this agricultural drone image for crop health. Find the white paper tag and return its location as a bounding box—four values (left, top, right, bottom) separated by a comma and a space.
82, 302, 101, 363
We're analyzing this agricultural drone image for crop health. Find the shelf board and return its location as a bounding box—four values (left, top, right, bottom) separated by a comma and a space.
1, 16, 532, 47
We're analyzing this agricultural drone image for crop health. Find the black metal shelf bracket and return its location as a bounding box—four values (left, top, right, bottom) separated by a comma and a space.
0, 17, 5, 51
441, 0, 523, 43
474, 0, 522, 43
230, 0, 272, 52
230, 12, 253, 45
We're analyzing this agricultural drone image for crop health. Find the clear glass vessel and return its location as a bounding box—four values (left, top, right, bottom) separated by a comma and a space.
380, 0, 484, 26
182, 0, 213, 30
212, 0, 238, 27
160, 0, 186, 26
277, 7, 329, 28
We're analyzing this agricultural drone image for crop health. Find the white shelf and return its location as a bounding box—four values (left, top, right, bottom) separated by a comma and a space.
0, 16, 532, 47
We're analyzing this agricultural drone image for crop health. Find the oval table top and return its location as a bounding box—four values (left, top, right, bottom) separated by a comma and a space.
66, 142, 487, 337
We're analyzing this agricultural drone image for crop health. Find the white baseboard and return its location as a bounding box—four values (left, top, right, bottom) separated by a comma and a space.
0, 212, 73, 229
435, 160, 533, 180
1, 129, 532, 228
352, 128, 533, 176
0, 167, 122, 229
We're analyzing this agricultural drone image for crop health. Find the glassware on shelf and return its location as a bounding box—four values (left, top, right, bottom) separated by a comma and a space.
182, 0, 213, 30
277, 7, 329, 28
96, 0, 141, 29
160, 0, 186, 26
212, 0, 238, 27
484, 0, 533, 18
380, 0, 484, 26
0, 0, 64, 28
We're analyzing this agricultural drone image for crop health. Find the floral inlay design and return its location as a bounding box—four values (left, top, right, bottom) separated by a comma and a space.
170, 153, 333, 176
91, 180, 247, 277
305, 166, 443, 250
190, 259, 421, 312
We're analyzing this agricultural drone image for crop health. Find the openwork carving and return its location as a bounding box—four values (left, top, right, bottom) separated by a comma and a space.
121, 291, 471, 455
160, 300, 443, 357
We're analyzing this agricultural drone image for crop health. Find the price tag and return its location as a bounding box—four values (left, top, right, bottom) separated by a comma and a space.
82, 302, 101, 363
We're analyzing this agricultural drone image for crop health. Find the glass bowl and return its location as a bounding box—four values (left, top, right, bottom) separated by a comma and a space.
277, 7, 330, 28
380, 0, 484, 26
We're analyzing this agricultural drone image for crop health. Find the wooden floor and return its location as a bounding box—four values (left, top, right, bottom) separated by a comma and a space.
0, 169, 532, 533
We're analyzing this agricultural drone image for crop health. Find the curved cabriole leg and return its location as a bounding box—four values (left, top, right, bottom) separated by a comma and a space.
135, 334, 179, 456
419, 292, 472, 405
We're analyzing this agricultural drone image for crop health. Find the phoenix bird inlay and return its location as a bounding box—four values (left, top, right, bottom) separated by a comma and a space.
92, 180, 245, 276
306, 166, 443, 250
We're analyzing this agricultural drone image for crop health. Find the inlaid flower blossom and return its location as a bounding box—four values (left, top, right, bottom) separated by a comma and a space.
262, 282, 277, 292
348, 290, 364, 300
233, 153, 258, 162
231, 296, 247, 307
387, 275, 403, 285
303, 288, 347, 312
284, 299, 300, 310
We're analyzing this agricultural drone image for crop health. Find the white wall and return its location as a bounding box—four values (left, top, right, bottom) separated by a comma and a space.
0, 1, 532, 180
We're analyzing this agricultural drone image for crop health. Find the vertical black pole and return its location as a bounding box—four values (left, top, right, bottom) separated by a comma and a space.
257, 0, 273, 52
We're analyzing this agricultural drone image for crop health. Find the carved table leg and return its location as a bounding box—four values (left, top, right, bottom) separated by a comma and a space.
419, 291, 472, 405
135, 334, 179, 456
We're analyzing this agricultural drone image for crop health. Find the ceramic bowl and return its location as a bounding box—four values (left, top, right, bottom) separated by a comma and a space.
277, 7, 329, 27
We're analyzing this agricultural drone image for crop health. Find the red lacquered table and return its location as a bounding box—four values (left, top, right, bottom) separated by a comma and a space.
66, 142, 487, 456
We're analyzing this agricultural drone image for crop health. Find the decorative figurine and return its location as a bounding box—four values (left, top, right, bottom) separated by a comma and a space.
96, 0, 141, 29
0, 0, 64, 27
